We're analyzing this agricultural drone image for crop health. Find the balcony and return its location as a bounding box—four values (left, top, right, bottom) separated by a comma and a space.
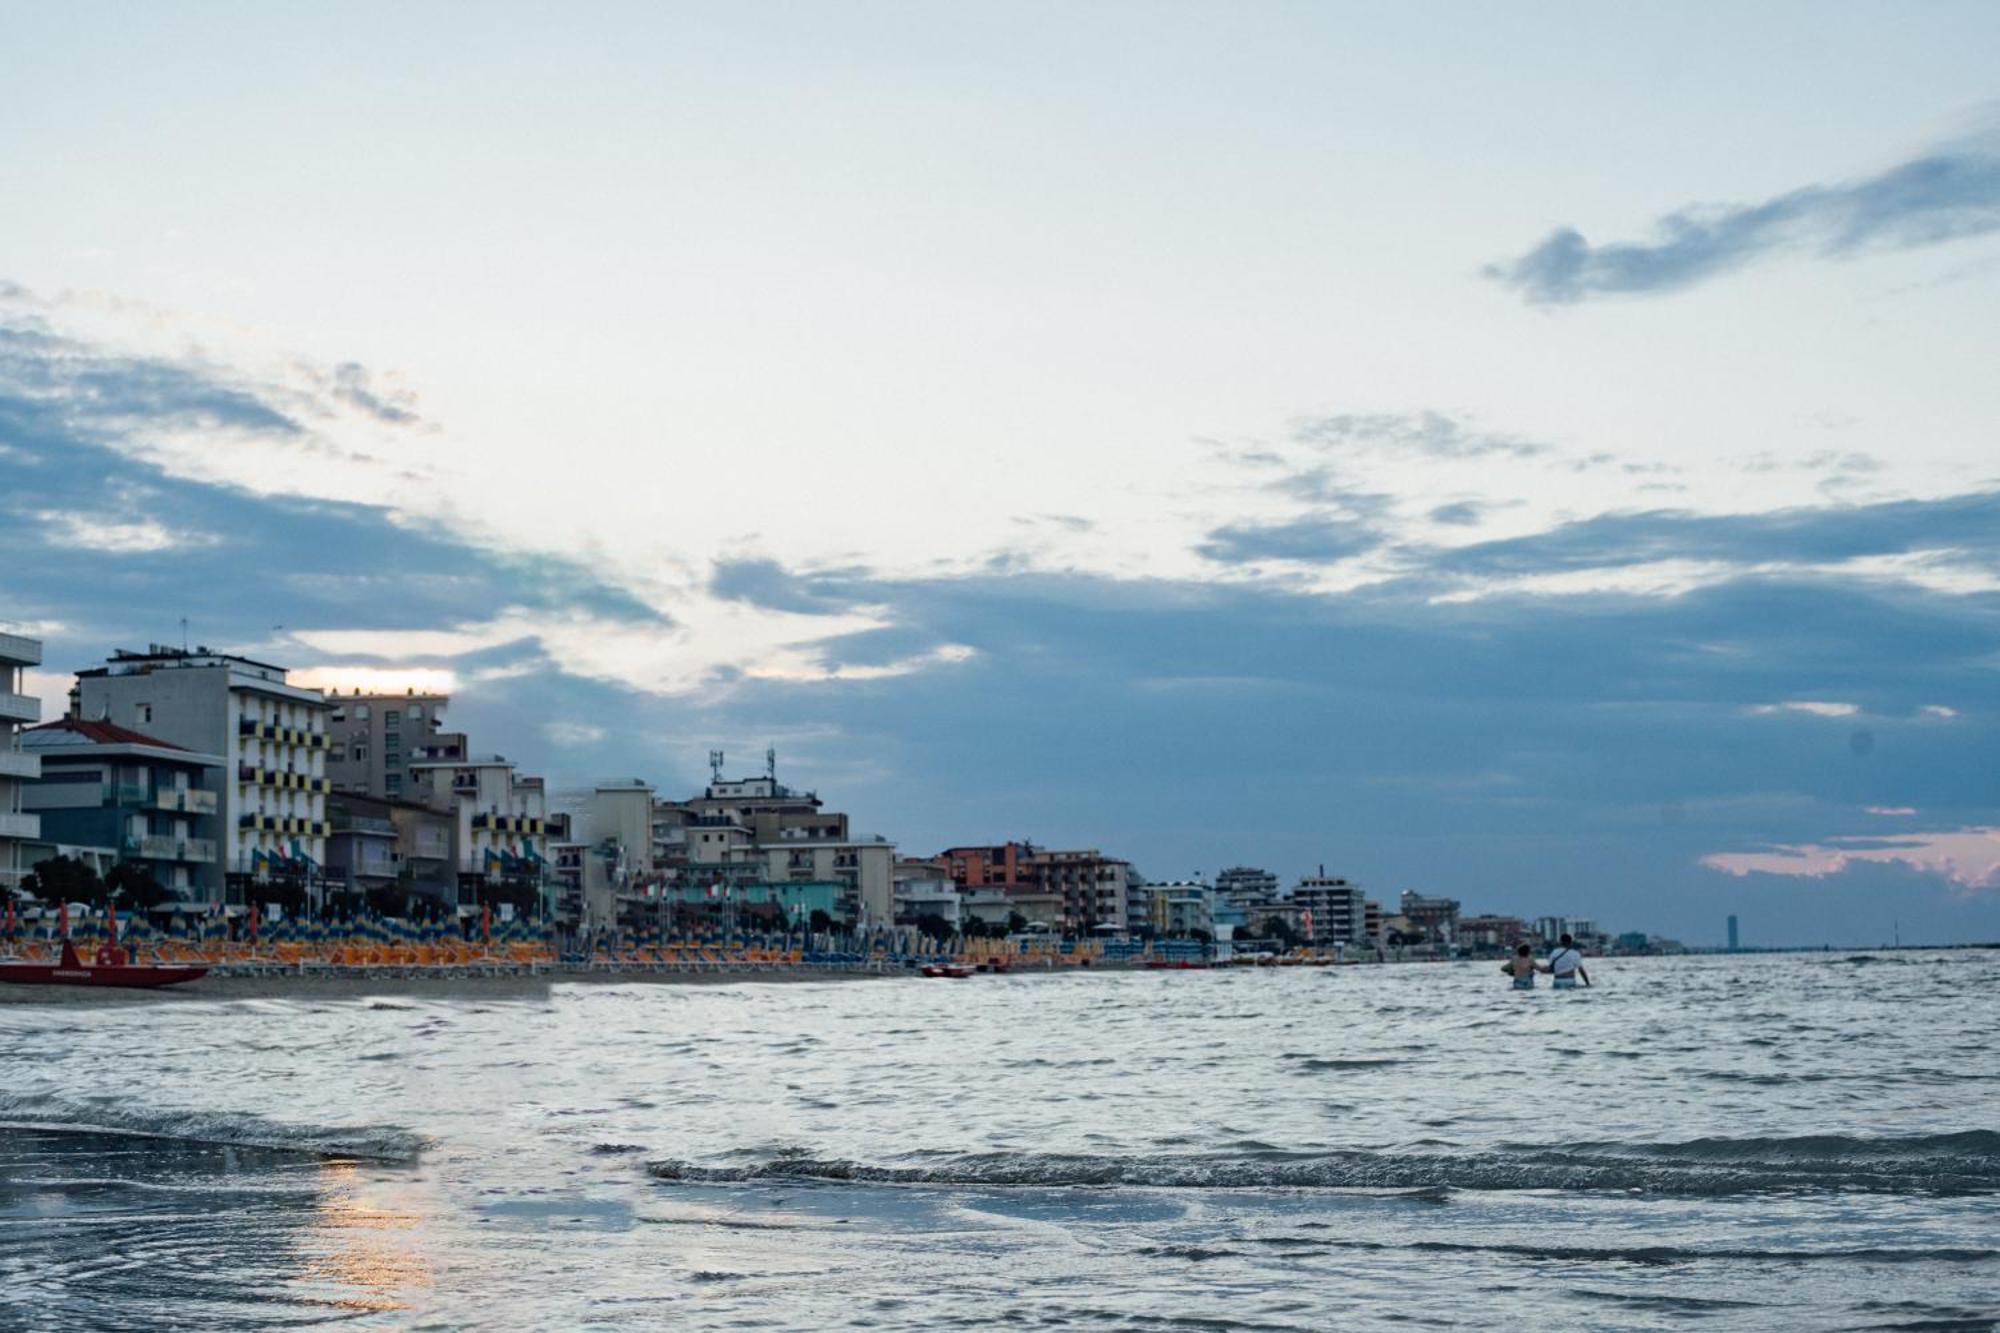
333, 815, 396, 836
0, 749, 41, 780
0, 631, 42, 666
0, 691, 39, 724
0, 811, 43, 839
153, 788, 219, 815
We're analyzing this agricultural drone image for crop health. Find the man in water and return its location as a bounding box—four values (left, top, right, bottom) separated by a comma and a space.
1548, 934, 1591, 989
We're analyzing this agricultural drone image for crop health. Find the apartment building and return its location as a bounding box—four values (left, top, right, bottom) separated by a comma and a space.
1023, 848, 1133, 934
1293, 871, 1368, 945
326, 690, 461, 801
19, 718, 221, 903
74, 646, 330, 904
407, 753, 549, 910
0, 631, 43, 893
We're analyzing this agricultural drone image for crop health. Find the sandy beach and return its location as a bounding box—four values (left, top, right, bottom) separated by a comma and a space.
0, 966, 889, 1005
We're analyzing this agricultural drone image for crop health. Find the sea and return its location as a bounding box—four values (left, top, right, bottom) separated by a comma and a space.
2, 951, 1996, 1331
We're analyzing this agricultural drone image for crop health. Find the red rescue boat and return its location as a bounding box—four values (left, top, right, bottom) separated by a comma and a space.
0, 906, 208, 989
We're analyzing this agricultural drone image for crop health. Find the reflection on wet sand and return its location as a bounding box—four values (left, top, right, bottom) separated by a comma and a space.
299, 1159, 434, 1317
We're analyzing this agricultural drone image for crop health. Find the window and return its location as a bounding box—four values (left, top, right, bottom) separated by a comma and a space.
136, 703, 152, 725
409, 703, 424, 720
355, 704, 370, 722
384, 710, 401, 728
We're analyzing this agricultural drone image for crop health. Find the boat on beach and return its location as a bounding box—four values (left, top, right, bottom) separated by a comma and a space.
0, 904, 209, 989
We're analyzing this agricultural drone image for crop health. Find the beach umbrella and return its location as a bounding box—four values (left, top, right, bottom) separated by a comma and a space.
57, 900, 69, 940
481, 901, 491, 945
249, 904, 259, 946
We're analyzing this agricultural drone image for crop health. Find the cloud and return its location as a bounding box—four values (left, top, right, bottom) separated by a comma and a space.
1748, 701, 1860, 718
1489, 127, 2000, 302
1291, 411, 1546, 460
1702, 828, 2000, 891
1421, 491, 2000, 581
544, 721, 607, 746
1427, 501, 1487, 527
709, 557, 869, 616
1196, 514, 1383, 565
1865, 806, 1917, 816
33, 509, 220, 554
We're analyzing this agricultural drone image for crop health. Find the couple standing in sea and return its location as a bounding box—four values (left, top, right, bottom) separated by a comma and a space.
1500, 934, 1591, 991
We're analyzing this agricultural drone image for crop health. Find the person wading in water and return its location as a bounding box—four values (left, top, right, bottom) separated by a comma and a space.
1548, 933, 1591, 989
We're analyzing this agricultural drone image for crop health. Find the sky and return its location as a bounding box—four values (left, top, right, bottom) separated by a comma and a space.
3, 1, 1998, 945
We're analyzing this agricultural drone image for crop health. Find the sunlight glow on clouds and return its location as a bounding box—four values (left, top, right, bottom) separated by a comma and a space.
1703, 828, 2000, 891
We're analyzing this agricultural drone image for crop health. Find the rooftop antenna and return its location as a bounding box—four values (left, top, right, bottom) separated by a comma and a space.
766, 746, 777, 782
709, 749, 725, 783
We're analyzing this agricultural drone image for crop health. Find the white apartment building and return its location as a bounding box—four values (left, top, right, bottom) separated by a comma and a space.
408, 754, 549, 908
1138, 879, 1215, 938
763, 832, 896, 927
74, 646, 329, 904
0, 631, 43, 893
1292, 872, 1368, 945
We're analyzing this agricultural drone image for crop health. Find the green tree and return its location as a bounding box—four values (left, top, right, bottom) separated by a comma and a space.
104, 862, 172, 910
25, 855, 103, 905
913, 912, 955, 943
1006, 911, 1029, 935
808, 908, 835, 935
1259, 915, 1299, 949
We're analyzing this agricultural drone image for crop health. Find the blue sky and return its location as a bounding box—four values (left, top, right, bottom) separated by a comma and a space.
3, 3, 1998, 944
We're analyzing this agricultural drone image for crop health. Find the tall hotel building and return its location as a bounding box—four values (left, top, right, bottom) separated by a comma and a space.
0, 631, 43, 894
73, 646, 331, 904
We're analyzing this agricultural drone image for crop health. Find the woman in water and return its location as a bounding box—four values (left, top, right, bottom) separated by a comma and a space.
1500, 942, 1538, 989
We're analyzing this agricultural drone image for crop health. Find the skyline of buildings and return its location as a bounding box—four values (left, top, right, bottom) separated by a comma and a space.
5, 630, 1699, 948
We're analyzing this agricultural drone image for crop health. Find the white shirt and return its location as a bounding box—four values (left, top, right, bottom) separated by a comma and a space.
1550, 947, 1583, 976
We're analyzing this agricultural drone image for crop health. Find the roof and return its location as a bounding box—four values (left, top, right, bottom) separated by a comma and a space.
24, 717, 190, 750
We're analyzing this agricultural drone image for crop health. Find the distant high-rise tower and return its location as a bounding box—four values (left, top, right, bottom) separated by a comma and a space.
1727, 914, 1740, 951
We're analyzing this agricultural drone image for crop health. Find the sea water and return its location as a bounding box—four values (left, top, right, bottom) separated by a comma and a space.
2, 952, 1996, 1330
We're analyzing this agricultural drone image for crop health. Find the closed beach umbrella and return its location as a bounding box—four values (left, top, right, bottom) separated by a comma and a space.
481, 901, 491, 945
249, 904, 258, 946
58, 900, 70, 939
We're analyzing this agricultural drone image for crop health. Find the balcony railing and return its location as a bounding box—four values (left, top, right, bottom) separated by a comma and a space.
237, 719, 329, 749
237, 814, 331, 837
0, 691, 41, 724
236, 765, 330, 794
0, 811, 40, 839
152, 788, 219, 814
0, 749, 41, 780
0, 631, 42, 666
126, 833, 218, 862
332, 815, 396, 835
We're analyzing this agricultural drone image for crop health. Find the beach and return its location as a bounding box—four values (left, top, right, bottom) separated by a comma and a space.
3, 951, 1996, 1330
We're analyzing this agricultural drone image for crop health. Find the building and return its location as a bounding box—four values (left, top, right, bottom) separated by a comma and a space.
1727, 914, 1740, 951
73, 646, 331, 905
573, 780, 658, 930
1024, 848, 1133, 934
1400, 890, 1461, 946
1457, 914, 1532, 951
324, 790, 402, 898
1214, 866, 1281, 914
891, 868, 963, 930
18, 719, 222, 904
1294, 871, 1368, 945
937, 842, 1033, 890
1138, 879, 1214, 938
762, 833, 896, 926
1535, 916, 1600, 946
406, 753, 550, 913
326, 690, 460, 801
0, 631, 41, 895
961, 886, 1063, 932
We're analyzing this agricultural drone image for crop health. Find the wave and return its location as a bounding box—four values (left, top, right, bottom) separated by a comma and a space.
0, 1091, 425, 1163
647, 1131, 2000, 1197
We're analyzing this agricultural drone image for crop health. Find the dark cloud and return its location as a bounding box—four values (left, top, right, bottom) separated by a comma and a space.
327, 362, 421, 427
1196, 514, 1383, 564
1428, 501, 1486, 527
0, 308, 664, 662
1423, 491, 2000, 578
709, 558, 868, 615
1489, 130, 2000, 303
